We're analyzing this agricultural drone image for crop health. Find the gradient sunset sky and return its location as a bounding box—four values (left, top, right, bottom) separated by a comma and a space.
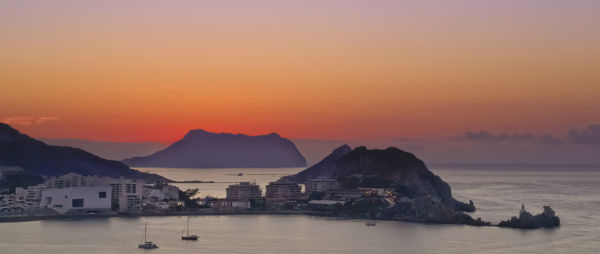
1, 1, 599, 143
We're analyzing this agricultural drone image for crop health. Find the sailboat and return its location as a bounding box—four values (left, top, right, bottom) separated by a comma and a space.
181, 216, 199, 241
138, 223, 159, 249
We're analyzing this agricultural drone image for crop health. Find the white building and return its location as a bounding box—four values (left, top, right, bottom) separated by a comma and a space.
226, 182, 262, 200
305, 177, 338, 194
40, 186, 112, 214
44, 173, 145, 214
14, 185, 46, 207
110, 180, 144, 214
142, 184, 180, 211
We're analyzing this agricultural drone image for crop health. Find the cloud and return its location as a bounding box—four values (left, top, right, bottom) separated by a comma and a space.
34, 116, 59, 124
459, 131, 562, 145
2, 116, 59, 126
568, 124, 600, 145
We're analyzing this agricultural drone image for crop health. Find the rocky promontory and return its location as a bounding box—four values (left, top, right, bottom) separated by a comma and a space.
280, 145, 483, 225
498, 205, 560, 229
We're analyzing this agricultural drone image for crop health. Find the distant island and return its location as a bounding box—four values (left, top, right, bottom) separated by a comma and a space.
123, 129, 306, 168
0, 123, 169, 185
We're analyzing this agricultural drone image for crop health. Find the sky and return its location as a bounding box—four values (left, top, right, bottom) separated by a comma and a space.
1, 1, 600, 149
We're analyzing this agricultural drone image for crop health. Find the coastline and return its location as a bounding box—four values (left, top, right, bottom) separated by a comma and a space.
0, 210, 330, 223
0, 210, 475, 226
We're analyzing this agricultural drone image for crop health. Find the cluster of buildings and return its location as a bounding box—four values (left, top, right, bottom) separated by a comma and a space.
1, 168, 392, 216
215, 176, 390, 211
0, 173, 180, 216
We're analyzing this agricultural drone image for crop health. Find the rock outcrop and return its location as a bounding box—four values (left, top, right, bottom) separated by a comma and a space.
0, 123, 169, 183
124, 129, 306, 168
498, 205, 560, 229
281, 145, 482, 224
283, 145, 475, 212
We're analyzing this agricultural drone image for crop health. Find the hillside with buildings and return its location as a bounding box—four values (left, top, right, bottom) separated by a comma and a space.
277, 145, 483, 224
123, 129, 306, 168
0, 123, 169, 183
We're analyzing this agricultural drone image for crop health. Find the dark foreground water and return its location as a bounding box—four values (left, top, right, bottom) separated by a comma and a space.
0, 165, 599, 254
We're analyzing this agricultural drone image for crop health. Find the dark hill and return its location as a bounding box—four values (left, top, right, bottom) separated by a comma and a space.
279, 144, 352, 182
123, 129, 306, 168
0, 123, 169, 183
281, 145, 475, 213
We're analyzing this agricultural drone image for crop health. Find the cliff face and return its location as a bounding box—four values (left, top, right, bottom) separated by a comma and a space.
123, 129, 307, 168
281, 145, 475, 214
0, 124, 169, 183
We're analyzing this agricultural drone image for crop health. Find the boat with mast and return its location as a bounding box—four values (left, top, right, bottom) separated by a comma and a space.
138, 223, 159, 249
181, 216, 199, 241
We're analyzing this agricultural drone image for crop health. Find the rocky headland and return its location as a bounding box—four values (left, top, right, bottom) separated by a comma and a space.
280, 145, 486, 225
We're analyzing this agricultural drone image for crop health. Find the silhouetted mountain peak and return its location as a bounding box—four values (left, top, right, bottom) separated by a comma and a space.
333, 144, 352, 154
124, 129, 306, 168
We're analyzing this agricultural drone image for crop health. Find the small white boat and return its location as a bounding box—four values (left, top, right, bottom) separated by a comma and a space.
138, 223, 159, 249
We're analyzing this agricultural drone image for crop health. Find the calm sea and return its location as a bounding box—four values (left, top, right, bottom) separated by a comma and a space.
0, 165, 599, 254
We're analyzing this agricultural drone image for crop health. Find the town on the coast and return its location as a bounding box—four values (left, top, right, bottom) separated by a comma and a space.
0, 124, 561, 230
0, 166, 393, 219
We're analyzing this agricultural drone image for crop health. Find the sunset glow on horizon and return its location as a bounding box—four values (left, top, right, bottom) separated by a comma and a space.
2, 1, 599, 143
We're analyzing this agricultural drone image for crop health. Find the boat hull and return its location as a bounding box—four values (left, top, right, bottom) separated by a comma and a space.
181, 235, 199, 241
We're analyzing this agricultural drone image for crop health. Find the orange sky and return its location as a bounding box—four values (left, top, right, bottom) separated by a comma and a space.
1, 1, 599, 143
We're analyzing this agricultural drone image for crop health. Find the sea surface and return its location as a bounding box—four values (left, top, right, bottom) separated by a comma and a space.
1, 165, 599, 254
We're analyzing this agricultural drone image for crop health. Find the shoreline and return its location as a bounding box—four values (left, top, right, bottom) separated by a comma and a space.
0, 210, 331, 223
0, 210, 460, 225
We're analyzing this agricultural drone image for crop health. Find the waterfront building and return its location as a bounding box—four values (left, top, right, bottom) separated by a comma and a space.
44, 173, 145, 214
14, 185, 46, 207
226, 182, 262, 200
305, 177, 338, 194
142, 183, 181, 211
40, 186, 112, 214
213, 199, 251, 212
265, 181, 302, 201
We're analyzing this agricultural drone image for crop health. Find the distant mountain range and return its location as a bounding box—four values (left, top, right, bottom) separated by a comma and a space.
123, 129, 307, 168
42, 138, 166, 161
0, 123, 169, 182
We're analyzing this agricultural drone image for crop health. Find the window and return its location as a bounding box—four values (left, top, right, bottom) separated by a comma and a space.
99, 192, 107, 198
126, 184, 136, 193
72, 199, 84, 207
